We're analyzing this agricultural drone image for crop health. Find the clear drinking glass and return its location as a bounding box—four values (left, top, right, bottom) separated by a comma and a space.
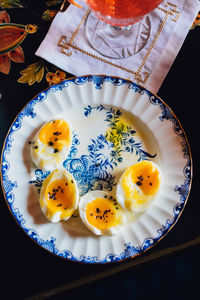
69, 0, 163, 58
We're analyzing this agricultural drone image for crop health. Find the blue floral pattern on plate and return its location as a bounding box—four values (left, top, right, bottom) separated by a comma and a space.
30, 104, 157, 196
1, 75, 192, 263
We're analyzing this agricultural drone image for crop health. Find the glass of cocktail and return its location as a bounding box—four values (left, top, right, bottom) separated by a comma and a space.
69, 0, 163, 58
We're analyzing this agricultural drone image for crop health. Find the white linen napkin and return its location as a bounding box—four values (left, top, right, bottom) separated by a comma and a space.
35, 0, 200, 93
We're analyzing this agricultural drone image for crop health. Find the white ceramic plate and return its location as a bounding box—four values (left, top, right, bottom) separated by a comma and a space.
1, 75, 192, 263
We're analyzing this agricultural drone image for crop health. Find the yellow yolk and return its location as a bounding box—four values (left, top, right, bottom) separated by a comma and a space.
122, 161, 161, 205
39, 169, 79, 223
86, 198, 117, 230
44, 178, 75, 218
39, 119, 71, 152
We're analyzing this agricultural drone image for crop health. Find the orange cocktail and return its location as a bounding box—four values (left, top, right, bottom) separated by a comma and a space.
86, 0, 163, 26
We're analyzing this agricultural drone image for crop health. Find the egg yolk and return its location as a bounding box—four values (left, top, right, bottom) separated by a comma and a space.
39, 119, 71, 152
86, 198, 118, 230
45, 178, 75, 213
122, 161, 161, 199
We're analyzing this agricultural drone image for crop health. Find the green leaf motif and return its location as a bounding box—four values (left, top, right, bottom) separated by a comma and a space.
42, 9, 58, 21
45, 0, 63, 7
17, 60, 45, 86
0, 0, 23, 8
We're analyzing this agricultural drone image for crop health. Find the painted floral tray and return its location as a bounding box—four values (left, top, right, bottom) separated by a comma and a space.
1, 75, 192, 263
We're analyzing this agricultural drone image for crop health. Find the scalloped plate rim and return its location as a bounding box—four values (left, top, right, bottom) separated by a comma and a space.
0, 75, 192, 264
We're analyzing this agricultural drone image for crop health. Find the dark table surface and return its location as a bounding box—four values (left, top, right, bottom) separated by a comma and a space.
0, 1, 200, 299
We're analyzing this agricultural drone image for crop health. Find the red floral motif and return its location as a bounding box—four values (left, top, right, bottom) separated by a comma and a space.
0, 10, 27, 74
46, 69, 66, 86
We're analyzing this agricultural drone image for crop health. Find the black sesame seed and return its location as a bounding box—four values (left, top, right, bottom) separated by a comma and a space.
136, 181, 142, 186
137, 175, 143, 181
71, 180, 74, 184
57, 203, 62, 207
49, 192, 56, 200
149, 182, 152, 186
34, 146, 38, 149
96, 208, 100, 213
48, 141, 54, 146
53, 131, 60, 136
54, 149, 59, 153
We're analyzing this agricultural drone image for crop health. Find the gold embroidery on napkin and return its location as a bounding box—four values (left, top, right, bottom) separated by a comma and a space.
57, 2, 180, 84
58, 9, 90, 56
158, 2, 180, 22
58, 35, 138, 76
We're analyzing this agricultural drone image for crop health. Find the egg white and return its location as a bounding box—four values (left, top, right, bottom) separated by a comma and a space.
79, 190, 125, 236
31, 119, 72, 171
39, 168, 79, 223
116, 161, 162, 213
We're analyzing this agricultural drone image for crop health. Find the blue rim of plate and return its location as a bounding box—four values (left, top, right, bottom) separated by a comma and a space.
0, 75, 192, 264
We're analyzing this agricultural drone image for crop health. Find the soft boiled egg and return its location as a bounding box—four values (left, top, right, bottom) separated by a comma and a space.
79, 190, 125, 236
39, 169, 79, 223
116, 161, 162, 213
31, 119, 72, 171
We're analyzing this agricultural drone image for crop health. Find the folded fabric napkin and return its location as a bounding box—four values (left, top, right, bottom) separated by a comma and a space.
36, 0, 200, 93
